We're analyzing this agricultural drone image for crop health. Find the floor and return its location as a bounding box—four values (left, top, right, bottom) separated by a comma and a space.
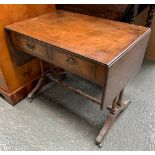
0, 59, 155, 151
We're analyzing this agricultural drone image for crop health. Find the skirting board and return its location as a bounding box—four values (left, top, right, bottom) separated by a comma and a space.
0, 76, 39, 106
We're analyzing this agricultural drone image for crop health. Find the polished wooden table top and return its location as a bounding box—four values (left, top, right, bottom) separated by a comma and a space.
5, 10, 150, 66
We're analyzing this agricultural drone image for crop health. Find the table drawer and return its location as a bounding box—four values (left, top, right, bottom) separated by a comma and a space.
49, 47, 105, 85
10, 32, 48, 59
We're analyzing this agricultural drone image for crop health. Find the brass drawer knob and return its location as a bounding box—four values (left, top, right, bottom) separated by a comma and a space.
66, 57, 77, 65
26, 41, 35, 50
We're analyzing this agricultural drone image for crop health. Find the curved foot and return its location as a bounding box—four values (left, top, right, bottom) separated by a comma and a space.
95, 99, 131, 147
28, 98, 32, 103
27, 74, 48, 102
96, 137, 102, 148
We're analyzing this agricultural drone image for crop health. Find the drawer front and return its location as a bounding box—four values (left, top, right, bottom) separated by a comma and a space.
11, 32, 48, 59
49, 47, 105, 85
50, 47, 95, 81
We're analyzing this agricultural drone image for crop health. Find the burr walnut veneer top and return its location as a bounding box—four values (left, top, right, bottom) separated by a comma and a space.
6, 10, 150, 66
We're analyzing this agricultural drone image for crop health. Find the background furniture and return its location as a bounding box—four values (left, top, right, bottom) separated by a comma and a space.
0, 4, 55, 105
135, 6, 155, 60
56, 4, 155, 26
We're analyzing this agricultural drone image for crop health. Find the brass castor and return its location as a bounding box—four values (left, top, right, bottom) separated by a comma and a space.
96, 139, 102, 148
27, 97, 32, 103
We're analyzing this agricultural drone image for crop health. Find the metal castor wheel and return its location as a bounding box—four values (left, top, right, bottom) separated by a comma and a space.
27, 97, 32, 103
97, 143, 102, 148
96, 139, 102, 148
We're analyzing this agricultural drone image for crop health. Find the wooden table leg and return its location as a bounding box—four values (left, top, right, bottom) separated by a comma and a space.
27, 60, 66, 102
27, 60, 48, 102
96, 89, 131, 148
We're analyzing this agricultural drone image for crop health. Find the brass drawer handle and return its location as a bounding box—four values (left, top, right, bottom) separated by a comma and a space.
26, 41, 35, 50
66, 57, 77, 65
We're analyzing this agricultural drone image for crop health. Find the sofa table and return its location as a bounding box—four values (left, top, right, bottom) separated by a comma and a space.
5, 10, 151, 147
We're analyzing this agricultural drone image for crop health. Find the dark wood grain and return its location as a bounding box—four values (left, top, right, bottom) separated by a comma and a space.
56, 4, 150, 24
56, 4, 130, 21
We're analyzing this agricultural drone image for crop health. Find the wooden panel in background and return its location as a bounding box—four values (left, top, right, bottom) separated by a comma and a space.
135, 7, 155, 60
0, 4, 55, 105
56, 4, 129, 20
0, 68, 8, 90
146, 18, 155, 60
